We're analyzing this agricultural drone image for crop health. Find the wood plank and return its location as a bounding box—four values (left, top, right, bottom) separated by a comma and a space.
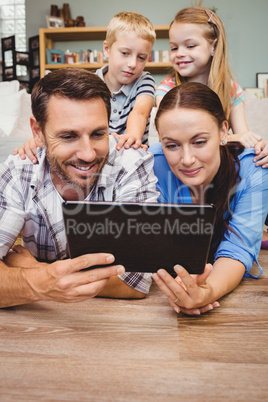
0, 250, 267, 400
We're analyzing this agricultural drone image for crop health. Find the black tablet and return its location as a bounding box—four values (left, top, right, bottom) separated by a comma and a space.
62, 201, 216, 276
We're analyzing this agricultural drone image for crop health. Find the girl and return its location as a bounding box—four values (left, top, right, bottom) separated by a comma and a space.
155, 6, 268, 166
150, 82, 268, 315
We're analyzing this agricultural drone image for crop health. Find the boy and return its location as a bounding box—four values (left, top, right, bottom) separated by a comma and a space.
97, 11, 156, 151
14, 11, 156, 161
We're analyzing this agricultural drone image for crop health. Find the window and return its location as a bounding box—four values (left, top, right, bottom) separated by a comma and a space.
0, 0, 26, 75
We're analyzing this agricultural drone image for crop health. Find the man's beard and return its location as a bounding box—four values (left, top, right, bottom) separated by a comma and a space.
46, 149, 108, 196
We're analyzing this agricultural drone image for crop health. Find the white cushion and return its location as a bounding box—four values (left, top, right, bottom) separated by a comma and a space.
0, 80, 20, 96
9, 90, 32, 139
0, 137, 29, 163
0, 90, 22, 136
0, 127, 7, 137
148, 107, 159, 146
244, 92, 268, 140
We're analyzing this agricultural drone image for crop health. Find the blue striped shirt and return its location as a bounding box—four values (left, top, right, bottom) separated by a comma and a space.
96, 65, 155, 145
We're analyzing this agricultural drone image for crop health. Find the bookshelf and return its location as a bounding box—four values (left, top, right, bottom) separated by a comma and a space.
39, 26, 171, 77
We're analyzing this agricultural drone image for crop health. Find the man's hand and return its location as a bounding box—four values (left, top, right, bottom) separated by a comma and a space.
4, 245, 40, 268
2, 246, 125, 305
111, 132, 148, 151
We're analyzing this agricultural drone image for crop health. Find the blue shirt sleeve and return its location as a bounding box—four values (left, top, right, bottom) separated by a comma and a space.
214, 149, 268, 277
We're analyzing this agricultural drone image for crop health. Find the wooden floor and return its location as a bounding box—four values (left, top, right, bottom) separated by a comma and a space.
0, 250, 268, 401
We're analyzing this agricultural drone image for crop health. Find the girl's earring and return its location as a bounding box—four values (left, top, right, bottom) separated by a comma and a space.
221, 140, 227, 145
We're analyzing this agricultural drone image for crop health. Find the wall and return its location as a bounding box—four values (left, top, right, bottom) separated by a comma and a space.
25, 0, 268, 88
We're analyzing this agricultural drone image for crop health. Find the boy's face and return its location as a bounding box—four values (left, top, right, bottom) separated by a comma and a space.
103, 31, 153, 92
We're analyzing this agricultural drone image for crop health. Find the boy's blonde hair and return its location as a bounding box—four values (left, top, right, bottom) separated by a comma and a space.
171, 7, 233, 119
106, 11, 156, 48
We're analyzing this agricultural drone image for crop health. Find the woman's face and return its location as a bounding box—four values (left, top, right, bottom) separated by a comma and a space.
157, 107, 228, 201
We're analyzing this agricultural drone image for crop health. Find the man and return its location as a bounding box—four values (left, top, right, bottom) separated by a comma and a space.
0, 68, 159, 308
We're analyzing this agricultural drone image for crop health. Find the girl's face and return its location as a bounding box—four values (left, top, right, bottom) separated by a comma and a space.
158, 107, 228, 202
169, 22, 216, 84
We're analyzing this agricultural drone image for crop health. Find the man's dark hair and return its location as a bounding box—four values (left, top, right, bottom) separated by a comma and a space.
31, 68, 111, 132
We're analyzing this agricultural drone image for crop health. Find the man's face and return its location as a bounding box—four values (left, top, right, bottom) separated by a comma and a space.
37, 95, 109, 200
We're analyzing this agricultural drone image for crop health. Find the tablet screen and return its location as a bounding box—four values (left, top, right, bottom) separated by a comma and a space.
62, 202, 216, 276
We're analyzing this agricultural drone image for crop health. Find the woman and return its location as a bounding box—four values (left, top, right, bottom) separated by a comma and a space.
150, 82, 268, 315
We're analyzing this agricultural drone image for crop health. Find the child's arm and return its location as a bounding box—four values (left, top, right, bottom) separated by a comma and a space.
228, 102, 262, 145
13, 137, 39, 164
253, 140, 268, 169
112, 94, 154, 151
228, 102, 268, 167
156, 95, 164, 109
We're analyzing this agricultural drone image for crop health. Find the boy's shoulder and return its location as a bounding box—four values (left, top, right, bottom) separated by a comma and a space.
95, 64, 108, 81
129, 71, 155, 93
136, 70, 154, 81
120, 71, 155, 98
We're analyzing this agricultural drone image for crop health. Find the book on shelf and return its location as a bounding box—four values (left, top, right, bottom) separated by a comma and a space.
46, 48, 108, 65
149, 49, 170, 63
46, 48, 170, 66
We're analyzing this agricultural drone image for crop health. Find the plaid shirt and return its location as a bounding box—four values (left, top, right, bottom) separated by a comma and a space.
0, 136, 159, 294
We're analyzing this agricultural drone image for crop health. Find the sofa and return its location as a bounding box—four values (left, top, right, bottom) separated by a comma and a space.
0, 80, 33, 163
0, 80, 267, 160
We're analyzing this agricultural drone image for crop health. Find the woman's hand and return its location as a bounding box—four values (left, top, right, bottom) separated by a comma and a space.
227, 132, 268, 168
152, 264, 220, 315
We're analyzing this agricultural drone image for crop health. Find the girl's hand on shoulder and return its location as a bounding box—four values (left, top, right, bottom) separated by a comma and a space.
253, 139, 268, 168
13, 137, 38, 164
152, 264, 220, 315
229, 131, 262, 148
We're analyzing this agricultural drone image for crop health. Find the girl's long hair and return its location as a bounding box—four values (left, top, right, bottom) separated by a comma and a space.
154, 82, 244, 259
170, 6, 233, 119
